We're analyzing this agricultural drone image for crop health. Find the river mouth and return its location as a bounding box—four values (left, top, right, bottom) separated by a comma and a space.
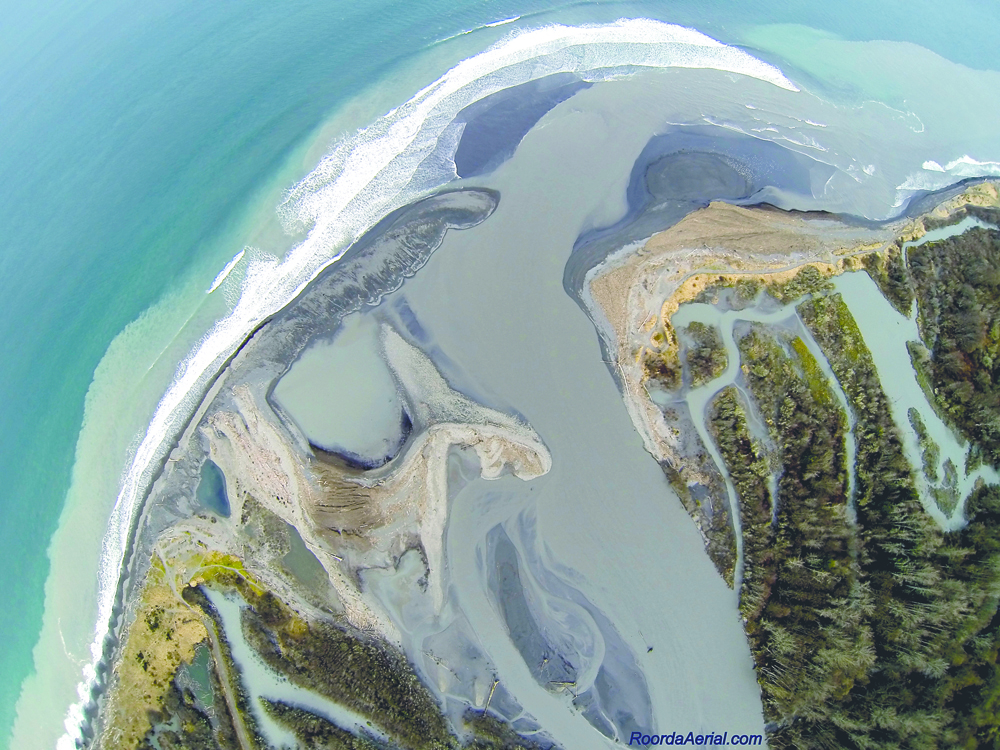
367, 74, 783, 746
80, 26, 1000, 750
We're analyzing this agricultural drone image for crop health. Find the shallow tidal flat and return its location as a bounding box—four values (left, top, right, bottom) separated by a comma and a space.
93, 73, 796, 750
393, 84, 768, 743
588, 181, 1000, 747
88, 47, 1000, 750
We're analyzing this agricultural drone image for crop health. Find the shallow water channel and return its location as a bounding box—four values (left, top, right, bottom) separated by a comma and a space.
833, 272, 999, 528
669, 292, 859, 575
902, 216, 996, 252
204, 590, 387, 749
664, 269, 997, 552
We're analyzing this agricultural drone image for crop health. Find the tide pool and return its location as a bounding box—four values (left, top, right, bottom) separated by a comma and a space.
271, 312, 405, 464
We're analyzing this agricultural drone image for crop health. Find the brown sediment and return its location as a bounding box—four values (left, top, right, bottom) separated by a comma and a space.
594, 186, 1000, 369
205, 376, 550, 621
586, 204, 888, 585
897, 180, 1000, 243
586, 185, 1000, 585
591, 202, 891, 373
588, 202, 891, 467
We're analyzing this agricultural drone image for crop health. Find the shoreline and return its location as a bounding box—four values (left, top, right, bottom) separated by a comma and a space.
37, 24, 802, 747
6, 1, 1000, 746
19, 20, 1000, 746
91, 268, 554, 746
86, 188, 503, 742
586, 201, 898, 462
587, 181, 1000, 454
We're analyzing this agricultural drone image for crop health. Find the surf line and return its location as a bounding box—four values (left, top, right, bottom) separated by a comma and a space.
484, 15, 521, 28
59, 18, 800, 749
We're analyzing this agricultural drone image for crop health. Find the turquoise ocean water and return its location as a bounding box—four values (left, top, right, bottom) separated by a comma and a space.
1, 0, 999, 746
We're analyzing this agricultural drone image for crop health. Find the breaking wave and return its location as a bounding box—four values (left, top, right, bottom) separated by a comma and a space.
59, 17, 799, 748
898, 154, 1000, 193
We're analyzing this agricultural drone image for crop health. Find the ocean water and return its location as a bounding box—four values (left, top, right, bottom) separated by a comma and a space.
2, 0, 1000, 748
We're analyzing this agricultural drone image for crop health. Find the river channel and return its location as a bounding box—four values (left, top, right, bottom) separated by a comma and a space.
359, 78, 768, 747
664, 265, 999, 567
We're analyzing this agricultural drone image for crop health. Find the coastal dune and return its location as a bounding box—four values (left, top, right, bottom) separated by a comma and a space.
587, 201, 892, 464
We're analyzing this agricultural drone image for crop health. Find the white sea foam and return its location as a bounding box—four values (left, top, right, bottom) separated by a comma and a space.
206, 248, 245, 293
897, 154, 1000, 195
58, 18, 799, 747
436, 15, 523, 45
484, 15, 521, 29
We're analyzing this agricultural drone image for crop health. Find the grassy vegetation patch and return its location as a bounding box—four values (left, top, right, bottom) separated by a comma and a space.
765, 264, 834, 304
103, 554, 210, 748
